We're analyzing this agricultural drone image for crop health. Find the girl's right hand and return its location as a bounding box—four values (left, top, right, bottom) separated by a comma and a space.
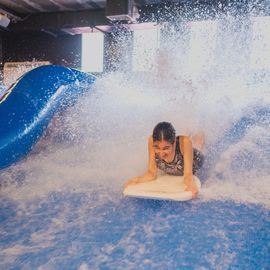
184, 177, 198, 198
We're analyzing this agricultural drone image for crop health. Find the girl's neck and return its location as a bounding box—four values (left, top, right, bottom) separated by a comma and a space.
163, 141, 176, 163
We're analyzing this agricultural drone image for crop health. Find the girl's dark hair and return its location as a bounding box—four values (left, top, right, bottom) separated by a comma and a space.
152, 122, 176, 144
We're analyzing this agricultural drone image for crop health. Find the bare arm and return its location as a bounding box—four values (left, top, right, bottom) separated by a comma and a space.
182, 136, 193, 179
124, 136, 157, 187
138, 136, 157, 182
181, 136, 198, 197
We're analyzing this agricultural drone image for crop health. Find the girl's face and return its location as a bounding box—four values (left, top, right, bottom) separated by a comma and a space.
153, 140, 175, 160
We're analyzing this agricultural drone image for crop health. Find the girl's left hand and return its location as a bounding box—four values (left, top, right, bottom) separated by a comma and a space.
184, 177, 198, 198
124, 177, 139, 188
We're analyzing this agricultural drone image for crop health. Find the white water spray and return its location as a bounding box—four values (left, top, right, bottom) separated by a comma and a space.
0, 15, 269, 209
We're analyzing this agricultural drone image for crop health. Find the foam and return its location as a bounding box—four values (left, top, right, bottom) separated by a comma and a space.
0, 16, 269, 211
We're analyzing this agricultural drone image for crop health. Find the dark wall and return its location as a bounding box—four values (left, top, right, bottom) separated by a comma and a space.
2, 32, 82, 68
0, 33, 3, 66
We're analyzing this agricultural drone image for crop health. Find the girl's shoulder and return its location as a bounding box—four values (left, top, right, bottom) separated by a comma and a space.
178, 135, 191, 141
178, 135, 192, 154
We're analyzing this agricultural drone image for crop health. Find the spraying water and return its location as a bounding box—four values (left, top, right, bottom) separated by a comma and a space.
1, 15, 269, 207
0, 9, 269, 270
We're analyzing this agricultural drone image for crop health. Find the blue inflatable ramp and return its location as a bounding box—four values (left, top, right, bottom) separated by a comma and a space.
0, 65, 95, 169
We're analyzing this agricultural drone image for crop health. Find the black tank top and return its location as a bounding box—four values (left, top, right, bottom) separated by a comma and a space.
155, 136, 184, 176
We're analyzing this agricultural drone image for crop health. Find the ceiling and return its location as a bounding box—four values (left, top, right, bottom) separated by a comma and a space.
0, 1, 164, 16
0, 0, 165, 17
0, 0, 269, 35
0, 0, 107, 16
0, 0, 163, 34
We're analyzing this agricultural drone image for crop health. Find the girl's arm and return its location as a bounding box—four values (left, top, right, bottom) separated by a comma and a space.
181, 136, 198, 197
124, 136, 157, 187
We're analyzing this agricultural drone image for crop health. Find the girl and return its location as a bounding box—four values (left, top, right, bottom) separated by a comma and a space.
124, 122, 204, 198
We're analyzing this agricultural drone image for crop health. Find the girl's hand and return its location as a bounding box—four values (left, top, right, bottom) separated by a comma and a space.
124, 177, 140, 188
184, 176, 198, 198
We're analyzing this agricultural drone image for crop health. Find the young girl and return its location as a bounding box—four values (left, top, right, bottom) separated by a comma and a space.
124, 122, 204, 198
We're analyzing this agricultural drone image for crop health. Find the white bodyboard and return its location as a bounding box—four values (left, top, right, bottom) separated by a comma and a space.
123, 175, 201, 201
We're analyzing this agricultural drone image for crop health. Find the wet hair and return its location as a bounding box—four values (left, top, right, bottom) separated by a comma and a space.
152, 122, 176, 144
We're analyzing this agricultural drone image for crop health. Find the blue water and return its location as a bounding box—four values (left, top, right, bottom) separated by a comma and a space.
0, 190, 269, 270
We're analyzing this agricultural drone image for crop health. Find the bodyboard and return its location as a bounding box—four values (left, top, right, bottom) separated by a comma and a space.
123, 175, 201, 201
